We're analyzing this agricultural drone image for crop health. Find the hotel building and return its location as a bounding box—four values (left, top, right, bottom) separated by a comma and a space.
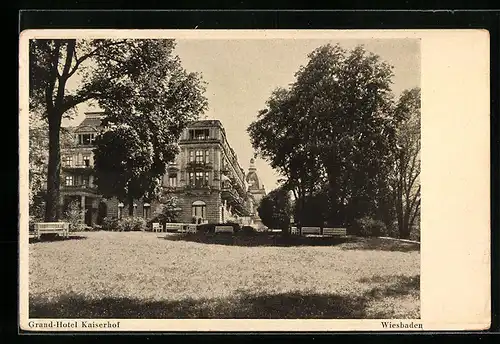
59, 112, 267, 228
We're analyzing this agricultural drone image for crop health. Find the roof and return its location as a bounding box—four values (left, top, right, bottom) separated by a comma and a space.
187, 119, 223, 129
78, 115, 104, 129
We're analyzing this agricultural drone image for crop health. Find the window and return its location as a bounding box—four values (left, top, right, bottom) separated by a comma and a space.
192, 201, 206, 218
189, 129, 210, 140
82, 175, 89, 186
65, 175, 74, 186
168, 175, 177, 187
83, 155, 91, 167
189, 150, 194, 162
205, 150, 210, 163
63, 156, 73, 167
195, 172, 204, 186
189, 172, 209, 187
195, 150, 204, 163
78, 133, 95, 145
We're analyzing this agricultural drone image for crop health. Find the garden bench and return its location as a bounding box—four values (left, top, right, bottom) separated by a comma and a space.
301, 226, 321, 235
215, 225, 234, 233
165, 223, 182, 232
152, 223, 162, 232
322, 227, 347, 236
34, 222, 70, 240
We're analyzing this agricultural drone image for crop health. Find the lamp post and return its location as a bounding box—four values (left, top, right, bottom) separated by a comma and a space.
118, 203, 124, 219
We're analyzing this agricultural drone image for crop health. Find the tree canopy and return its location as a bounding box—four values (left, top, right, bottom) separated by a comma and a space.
248, 44, 398, 227
29, 38, 207, 221
392, 88, 421, 239
257, 186, 292, 231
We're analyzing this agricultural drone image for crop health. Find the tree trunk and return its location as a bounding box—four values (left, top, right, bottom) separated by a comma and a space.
44, 114, 62, 222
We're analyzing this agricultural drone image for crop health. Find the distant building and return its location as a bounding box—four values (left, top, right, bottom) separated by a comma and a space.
245, 158, 267, 229
59, 112, 267, 227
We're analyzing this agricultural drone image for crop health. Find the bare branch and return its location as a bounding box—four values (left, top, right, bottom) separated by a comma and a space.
66, 39, 129, 79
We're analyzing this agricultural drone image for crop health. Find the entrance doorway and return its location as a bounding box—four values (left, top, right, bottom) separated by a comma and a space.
84, 197, 94, 226
97, 201, 107, 225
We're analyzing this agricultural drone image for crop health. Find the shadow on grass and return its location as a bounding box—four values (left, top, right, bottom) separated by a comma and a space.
340, 237, 420, 252
30, 275, 419, 319
359, 275, 420, 298
29, 234, 88, 244
163, 232, 356, 247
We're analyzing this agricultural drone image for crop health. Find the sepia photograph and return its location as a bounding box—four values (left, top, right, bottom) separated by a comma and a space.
19, 29, 489, 332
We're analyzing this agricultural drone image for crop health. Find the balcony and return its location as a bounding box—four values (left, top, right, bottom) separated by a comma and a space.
184, 181, 213, 190
221, 186, 250, 216
221, 186, 239, 201
186, 161, 213, 171
61, 184, 99, 195
62, 164, 93, 173
179, 135, 219, 144
167, 162, 179, 171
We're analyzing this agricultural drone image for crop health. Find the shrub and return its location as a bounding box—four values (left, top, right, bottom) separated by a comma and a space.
240, 226, 258, 235
349, 216, 387, 237
197, 223, 215, 233
148, 199, 180, 226
62, 200, 85, 232
225, 221, 241, 233
102, 217, 120, 231
119, 216, 147, 232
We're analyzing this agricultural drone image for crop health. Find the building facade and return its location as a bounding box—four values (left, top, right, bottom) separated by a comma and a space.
60, 112, 267, 227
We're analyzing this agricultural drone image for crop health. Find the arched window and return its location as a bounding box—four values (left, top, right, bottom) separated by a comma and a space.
192, 201, 206, 218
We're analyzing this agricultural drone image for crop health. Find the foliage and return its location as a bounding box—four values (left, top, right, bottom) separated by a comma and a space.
29, 38, 207, 221
224, 221, 241, 233
257, 186, 292, 232
62, 200, 85, 232
119, 216, 147, 232
240, 226, 258, 235
248, 44, 397, 227
29, 114, 49, 208
102, 217, 120, 231
101, 216, 146, 232
149, 196, 180, 225
92, 40, 208, 215
349, 216, 388, 237
391, 88, 421, 239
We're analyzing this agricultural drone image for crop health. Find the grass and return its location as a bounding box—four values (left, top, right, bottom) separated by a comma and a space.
29, 231, 420, 319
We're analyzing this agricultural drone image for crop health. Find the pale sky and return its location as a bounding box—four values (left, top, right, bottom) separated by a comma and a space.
65, 38, 420, 192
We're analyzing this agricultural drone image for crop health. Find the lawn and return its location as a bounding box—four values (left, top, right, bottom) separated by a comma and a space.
29, 231, 420, 319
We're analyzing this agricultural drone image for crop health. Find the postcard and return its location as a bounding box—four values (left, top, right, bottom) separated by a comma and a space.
19, 29, 490, 332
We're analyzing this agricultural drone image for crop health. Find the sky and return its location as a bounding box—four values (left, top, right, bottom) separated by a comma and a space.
65, 38, 420, 192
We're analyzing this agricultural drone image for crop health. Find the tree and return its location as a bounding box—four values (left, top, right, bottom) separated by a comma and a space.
29, 39, 205, 221
257, 187, 292, 232
29, 112, 76, 221
392, 88, 421, 239
29, 113, 49, 212
151, 195, 181, 224
249, 44, 397, 227
91, 40, 207, 214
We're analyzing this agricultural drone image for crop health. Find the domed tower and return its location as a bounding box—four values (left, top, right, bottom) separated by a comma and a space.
246, 158, 267, 229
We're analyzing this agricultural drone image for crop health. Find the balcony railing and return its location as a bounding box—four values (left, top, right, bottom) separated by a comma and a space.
184, 182, 212, 190
61, 184, 99, 194
186, 161, 213, 170
62, 164, 93, 170
167, 162, 179, 170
